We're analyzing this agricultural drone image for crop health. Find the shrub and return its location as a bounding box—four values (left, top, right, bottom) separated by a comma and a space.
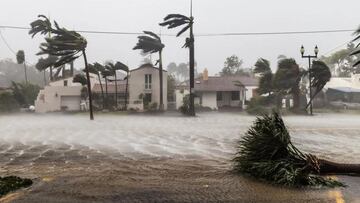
179, 94, 191, 115
0, 92, 20, 112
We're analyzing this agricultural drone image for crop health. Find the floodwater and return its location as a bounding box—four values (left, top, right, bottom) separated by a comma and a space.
0, 112, 360, 202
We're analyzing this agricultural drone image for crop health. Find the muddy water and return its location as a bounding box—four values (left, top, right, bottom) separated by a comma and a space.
0, 112, 359, 202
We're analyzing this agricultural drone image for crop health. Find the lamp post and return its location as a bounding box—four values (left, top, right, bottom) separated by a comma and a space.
300, 45, 319, 115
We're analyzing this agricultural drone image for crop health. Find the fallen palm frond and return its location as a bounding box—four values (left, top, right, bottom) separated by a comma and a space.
233, 112, 345, 187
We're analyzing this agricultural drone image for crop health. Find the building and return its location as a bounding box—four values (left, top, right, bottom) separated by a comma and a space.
128, 63, 167, 111
323, 74, 360, 104
175, 69, 258, 110
35, 77, 86, 113
34, 63, 167, 113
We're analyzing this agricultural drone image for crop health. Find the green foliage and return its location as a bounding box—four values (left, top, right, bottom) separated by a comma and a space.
16, 50, 25, 64
0, 176, 32, 197
11, 82, 40, 107
307, 61, 331, 107
0, 92, 19, 112
35, 56, 58, 72
246, 95, 275, 115
233, 112, 344, 187
179, 94, 191, 115
133, 31, 164, 54
254, 58, 273, 95
351, 27, 360, 68
167, 75, 176, 101
159, 14, 191, 37
29, 15, 87, 68
220, 55, 251, 76
73, 74, 87, 86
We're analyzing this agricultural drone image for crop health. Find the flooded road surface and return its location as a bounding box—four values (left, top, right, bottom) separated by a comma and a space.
0, 112, 360, 202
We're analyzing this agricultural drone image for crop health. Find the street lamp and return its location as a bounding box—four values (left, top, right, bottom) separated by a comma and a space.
300, 45, 318, 115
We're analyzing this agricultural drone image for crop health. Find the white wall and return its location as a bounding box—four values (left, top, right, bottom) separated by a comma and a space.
245, 86, 257, 101
175, 89, 189, 109
129, 66, 167, 110
201, 92, 218, 109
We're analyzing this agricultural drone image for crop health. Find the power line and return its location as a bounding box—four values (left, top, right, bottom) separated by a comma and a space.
0, 25, 355, 37
0, 29, 16, 54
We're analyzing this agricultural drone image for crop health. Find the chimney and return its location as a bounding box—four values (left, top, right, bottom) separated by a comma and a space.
203, 68, 208, 81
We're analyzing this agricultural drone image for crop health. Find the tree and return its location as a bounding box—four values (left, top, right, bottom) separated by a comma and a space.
115, 62, 129, 110
16, 50, 28, 83
11, 82, 40, 107
167, 75, 176, 102
233, 112, 360, 187
101, 69, 113, 109
160, 13, 195, 116
105, 62, 119, 110
35, 55, 58, 86
73, 74, 87, 86
29, 15, 94, 120
273, 58, 303, 110
220, 55, 248, 76
305, 61, 331, 108
134, 31, 165, 110
87, 63, 105, 109
351, 26, 360, 69
254, 58, 273, 95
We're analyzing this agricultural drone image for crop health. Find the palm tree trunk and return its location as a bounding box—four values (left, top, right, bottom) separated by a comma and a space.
50, 67, 53, 81
43, 71, 47, 86
320, 159, 360, 174
292, 87, 300, 110
82, 50, 94, 120
159, 51, 164, 111
189, 22, 195, 116
97, 74, 105, 109
105, 77, 108, 109
125, 72, 129, 110
115, 73, 118, 110
24, 63, 28, 83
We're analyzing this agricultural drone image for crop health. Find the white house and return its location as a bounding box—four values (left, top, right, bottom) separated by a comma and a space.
175, 69, 258, 110
128, 63, 167, 111
35, 77, 86, 113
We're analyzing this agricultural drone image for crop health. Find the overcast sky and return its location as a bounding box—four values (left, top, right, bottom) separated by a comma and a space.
0, 0, 359, 75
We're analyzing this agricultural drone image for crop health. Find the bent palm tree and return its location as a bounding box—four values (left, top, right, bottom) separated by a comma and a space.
16, 50, 28, 83
254, 58, 273, 96
73, 74, 87, 86
160, 14, 195, 115
233, 112, 360, 187
29, 15, 94, 120
87, 63, 105, 109
101, 69, 112, 109
133, 31, 165, 110
115, 62, 129, 110
305, 60, 331, 108
35, 55, 58, 86
351, 26, 360, 67
105, 62, 122, 110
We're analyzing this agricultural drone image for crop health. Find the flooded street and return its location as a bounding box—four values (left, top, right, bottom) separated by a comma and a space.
0, 112, 360, 202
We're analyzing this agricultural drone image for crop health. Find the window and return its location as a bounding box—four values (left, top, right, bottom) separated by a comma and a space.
145, 74, 152, 89
231, 91, 240, 100
217, 92, 222, 101
64, 80, 68, 87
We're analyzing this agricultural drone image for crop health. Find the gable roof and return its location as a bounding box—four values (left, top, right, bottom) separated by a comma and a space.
178, 76, 258, 92
130, 63, 168, 73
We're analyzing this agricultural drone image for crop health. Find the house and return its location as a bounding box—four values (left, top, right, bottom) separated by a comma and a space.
35, 77, 98, 113
322, 74, 360, 104
175, 69, 258, 110
128, 63, 167, 111
34, 63, 167, 112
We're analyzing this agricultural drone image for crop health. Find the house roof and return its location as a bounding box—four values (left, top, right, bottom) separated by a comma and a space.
178, 76, 258, 92
130, 63, 168, 73
92, 81, 127, 94
328, 87, 360, 93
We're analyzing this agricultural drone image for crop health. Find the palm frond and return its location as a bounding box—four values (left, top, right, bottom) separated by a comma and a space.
73, 74, 87, 86
233, 112, 344, 187
133, 31, 164, 54
35, 55, 58, 71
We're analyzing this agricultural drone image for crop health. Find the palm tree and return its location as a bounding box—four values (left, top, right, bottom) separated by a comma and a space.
29, 15, 94, 120
16, 50, 28, 83
105, 62, 121, 110
305, 60, 331, 108
133, 31, 165, 110
351, 26, 360, 67
160, 13, 195, 115
254, 58, 273, 96
35, 55, 58, 86
101, 69, 112, 109
73, 74, 87, 86
115, 62, 129, 110
86, 63, 105, 109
